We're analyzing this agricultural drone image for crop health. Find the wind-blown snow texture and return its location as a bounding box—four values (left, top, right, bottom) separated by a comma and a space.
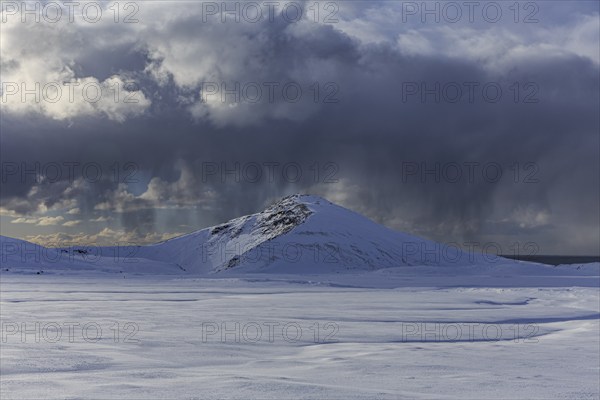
1, 276, 599, 399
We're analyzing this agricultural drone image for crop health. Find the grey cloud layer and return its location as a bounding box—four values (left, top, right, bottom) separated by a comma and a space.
1, 1, 598, 253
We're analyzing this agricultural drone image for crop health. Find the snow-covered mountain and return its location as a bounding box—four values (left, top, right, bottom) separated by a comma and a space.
131, 194, 495, 274
2, 194, 595, 276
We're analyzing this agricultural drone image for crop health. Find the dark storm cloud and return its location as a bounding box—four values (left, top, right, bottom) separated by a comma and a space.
1, 1, 598, 253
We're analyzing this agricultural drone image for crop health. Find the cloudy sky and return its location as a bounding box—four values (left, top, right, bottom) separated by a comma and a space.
1, 0, 598, 255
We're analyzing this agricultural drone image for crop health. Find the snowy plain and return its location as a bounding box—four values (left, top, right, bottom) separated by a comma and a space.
1, 272, 599, 399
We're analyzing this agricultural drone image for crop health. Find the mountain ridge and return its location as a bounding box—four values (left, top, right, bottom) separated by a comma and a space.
3, 194, 595, 277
